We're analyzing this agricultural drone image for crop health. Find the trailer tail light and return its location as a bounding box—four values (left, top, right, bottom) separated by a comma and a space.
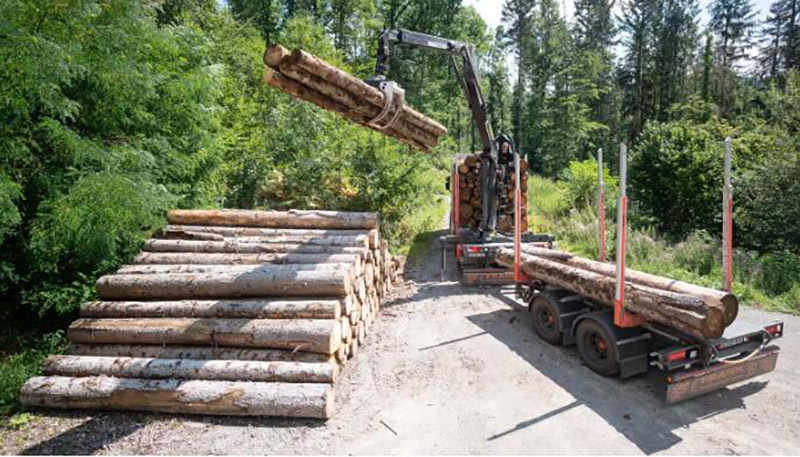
667, 350, 687, 363
765, 323, 784, 338
467, 246, 482, 253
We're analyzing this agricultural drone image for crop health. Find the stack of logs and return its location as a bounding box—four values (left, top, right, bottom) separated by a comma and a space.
495, 246, 739, 340
20, 209, 404, 419
262, 44, 448, 153
457, 153, 529, 232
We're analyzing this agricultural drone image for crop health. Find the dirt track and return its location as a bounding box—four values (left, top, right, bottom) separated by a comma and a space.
2, 229, 799, 455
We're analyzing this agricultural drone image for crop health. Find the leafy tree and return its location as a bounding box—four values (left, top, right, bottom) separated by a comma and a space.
709, 0, 757, 117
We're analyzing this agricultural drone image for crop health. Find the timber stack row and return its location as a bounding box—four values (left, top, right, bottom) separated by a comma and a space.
495, 246, 739, 340
261, 44, 448, 153
20, 209, 404, 419
457, 153, 529, 232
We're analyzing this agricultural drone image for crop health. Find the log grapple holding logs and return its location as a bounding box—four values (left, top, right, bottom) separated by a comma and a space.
262, 44, 448, 153
20, 209, 404, 419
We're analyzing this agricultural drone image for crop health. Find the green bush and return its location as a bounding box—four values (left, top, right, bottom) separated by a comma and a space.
561, 159, 617, 211
629, 121, 724, 240
0, 331, 67, 417
756, 252, 800, 296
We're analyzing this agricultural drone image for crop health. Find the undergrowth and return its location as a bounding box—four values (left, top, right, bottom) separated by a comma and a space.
528, 175, 800, 315
0, 331, 67, 419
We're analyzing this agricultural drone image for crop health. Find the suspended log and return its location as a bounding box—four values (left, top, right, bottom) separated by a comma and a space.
20, 376, 334, 418
67, 344, 335, 364
80, 298, 342, 320
43, 355, 338, 384
143, 239, 367, 256
133, 252, 362, 271
262, 67, 429, 152
68, 318, 342, 355
96, 268, 352, 300
168, 209, 379, 230
520, 247, 738, 326
281, 48, 448, 138
495, 249, 724, 339
275, 61, 439, 148
165, 225, 380, 248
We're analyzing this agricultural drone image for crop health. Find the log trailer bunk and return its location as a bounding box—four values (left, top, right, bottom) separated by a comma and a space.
369, 29, 784, 403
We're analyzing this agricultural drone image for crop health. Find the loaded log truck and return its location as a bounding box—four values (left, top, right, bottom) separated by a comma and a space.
368, 29, 784, 403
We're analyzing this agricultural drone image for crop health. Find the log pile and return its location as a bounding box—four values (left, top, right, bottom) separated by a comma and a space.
262, 44, 448, 153
456, 153, 529, 232
495, 247, 738, 340
21, 209, 404, 419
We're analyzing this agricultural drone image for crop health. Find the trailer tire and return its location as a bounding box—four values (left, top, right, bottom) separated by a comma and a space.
530, 296, 562, 345
576, 319, 620, 376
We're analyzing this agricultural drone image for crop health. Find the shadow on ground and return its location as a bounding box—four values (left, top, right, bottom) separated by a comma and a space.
20, 410, 324, 455
467, 289, 768, 454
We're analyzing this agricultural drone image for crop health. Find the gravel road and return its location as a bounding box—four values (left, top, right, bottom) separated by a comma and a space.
2, 229, 798, 455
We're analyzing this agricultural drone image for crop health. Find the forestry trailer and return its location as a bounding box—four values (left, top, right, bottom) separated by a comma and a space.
369, 29, 784, 403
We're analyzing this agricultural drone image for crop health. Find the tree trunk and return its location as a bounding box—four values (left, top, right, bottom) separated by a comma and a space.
519, 247, 737, 326
496, 249, 724, 339
281, 48, 448, 138
20, 376, 334, 418
166, 225, 380, 248
262, 67, 430, 152
143, 239, 367, 256
231, 234, 369, 248
115, 263, 356, 285
168, 209, 378, 230
133, 252, 362, 270
67, 344, 336, 364
275, 63, 439, 148
80, 299, 342, 320
43, 355, 338, 384
96, 268, 352, 300
68, 318, 342, 355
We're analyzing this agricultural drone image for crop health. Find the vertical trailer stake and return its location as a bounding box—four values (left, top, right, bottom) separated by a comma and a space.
614, 144, 645, 327
722, 137, 733, 293
514, 145, 522, 282
597, 148, 606, 262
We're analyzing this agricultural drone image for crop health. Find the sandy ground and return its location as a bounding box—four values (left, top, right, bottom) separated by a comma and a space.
2, 229, 799, 455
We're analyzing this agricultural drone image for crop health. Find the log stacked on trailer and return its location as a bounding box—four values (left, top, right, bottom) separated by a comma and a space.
456, 153, 529, 232
262, 44, 447, 153
20, 209, 404, 419
495, 247, 738, 340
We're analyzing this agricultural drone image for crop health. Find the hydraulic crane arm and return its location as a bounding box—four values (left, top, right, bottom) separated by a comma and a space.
371, 29, 500, 233
373, 29, 496, 159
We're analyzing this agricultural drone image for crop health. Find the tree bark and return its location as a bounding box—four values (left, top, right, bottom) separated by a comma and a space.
143, 239, 366, 256
43, 355, 338, 384
519, 247, 737, 326
496, 249, 724, 339
275, 62, 439, 148
80, 299, 342, 320
20, 376, 334, 418
262, 67, 430, 152
115, 263, 356, 285
96, 268, 353, 300
68, 318, 342, 355
133, 252, 362, 270
164, 225, 380, 248
168, 209, 378, 230
231, 234, 369, 248
282, 49, 448, 138
158, 228, 224, 241
67, 344, 336, 364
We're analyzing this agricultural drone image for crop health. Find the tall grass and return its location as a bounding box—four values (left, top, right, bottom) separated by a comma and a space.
528, 175, 800, 315
0, 331, 67, 417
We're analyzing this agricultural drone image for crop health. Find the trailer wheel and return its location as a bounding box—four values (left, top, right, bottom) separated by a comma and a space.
576, 319, 620, 376
531, 296, 562, 345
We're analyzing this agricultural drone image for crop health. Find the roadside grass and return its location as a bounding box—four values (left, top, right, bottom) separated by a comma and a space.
394, 195, 449, 260
0, 331, 67, 420
528, 175, 800, 315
